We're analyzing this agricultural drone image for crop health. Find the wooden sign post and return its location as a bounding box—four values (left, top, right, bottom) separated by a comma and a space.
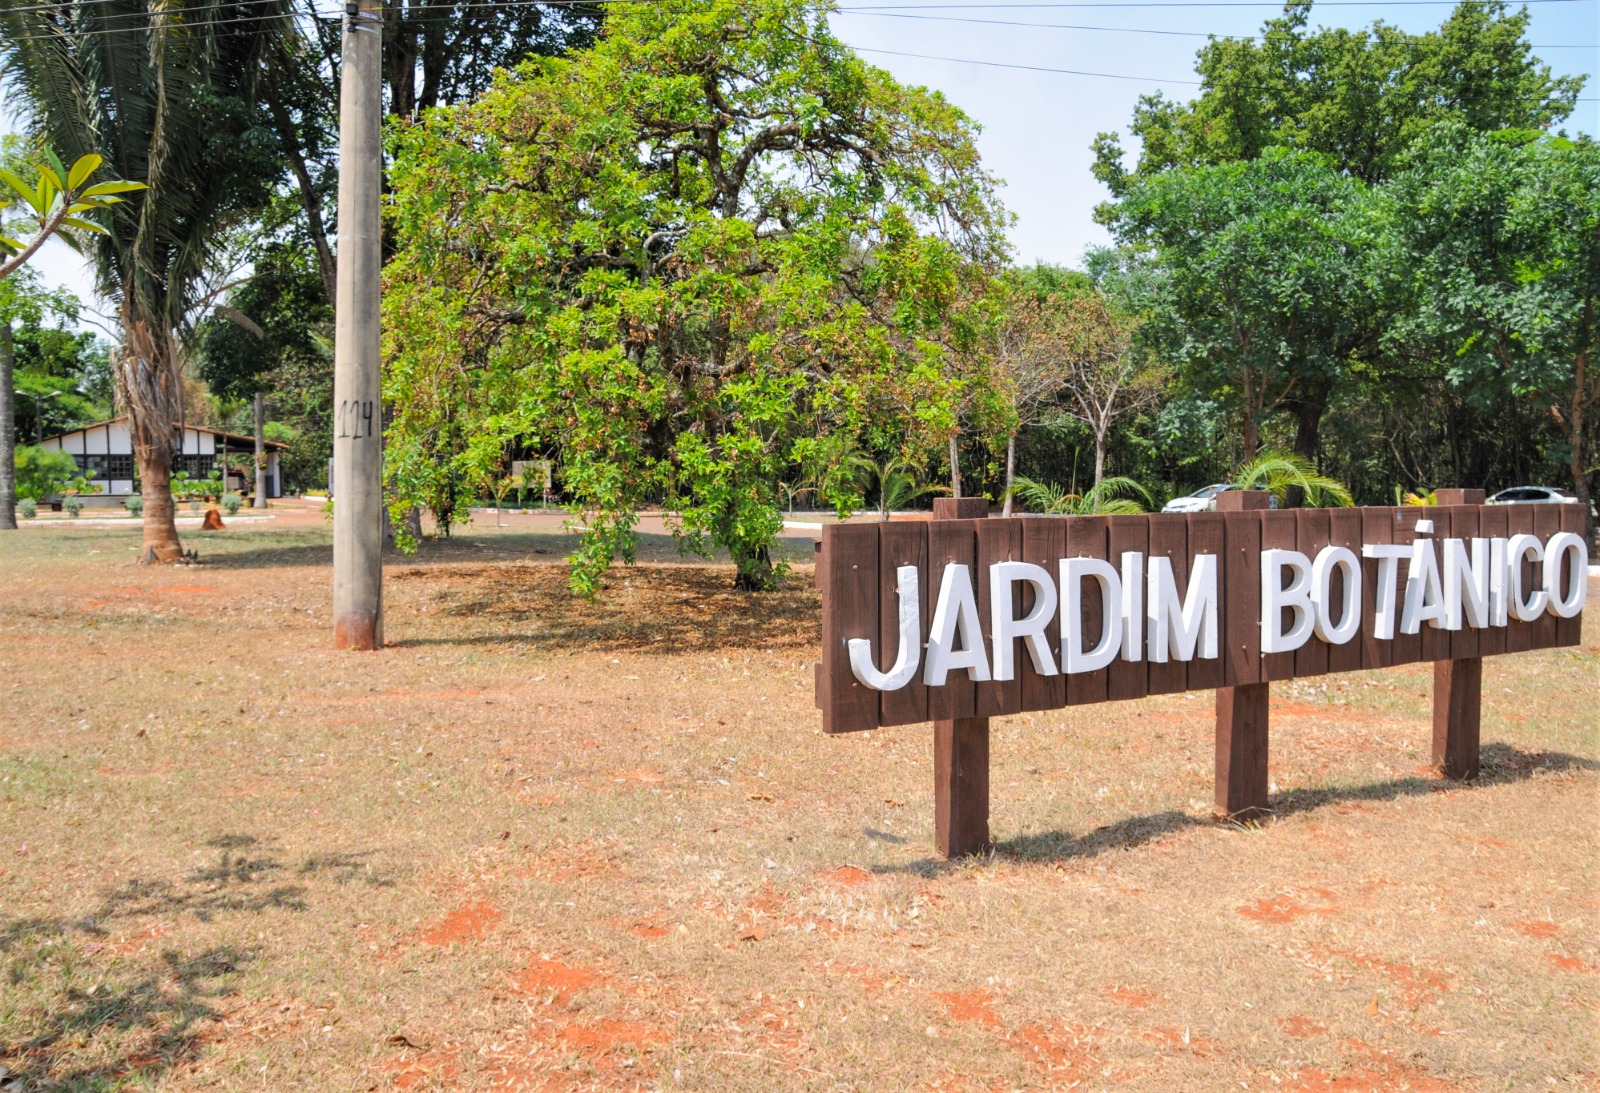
815, 492, 1586, 857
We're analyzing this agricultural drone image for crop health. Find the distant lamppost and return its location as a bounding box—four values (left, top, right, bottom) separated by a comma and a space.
19, 389, 64, 445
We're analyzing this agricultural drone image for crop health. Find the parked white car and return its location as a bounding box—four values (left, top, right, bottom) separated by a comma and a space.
1487, 486, 1578, 505
1162, 484, 1235, 513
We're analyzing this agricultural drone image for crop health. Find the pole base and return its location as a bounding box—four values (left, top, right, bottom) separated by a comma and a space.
334, 614, 382, 651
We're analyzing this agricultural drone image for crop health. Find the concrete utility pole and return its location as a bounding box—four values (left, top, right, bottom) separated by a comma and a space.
252, 391, 267, 509
331, 0, 383, 650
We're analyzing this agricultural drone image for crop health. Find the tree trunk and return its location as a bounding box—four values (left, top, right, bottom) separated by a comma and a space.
253, 391, 268, 508
1093, 427, 1108, 489
948, 433, 962, 499
1241, 364, 1259, 459
137, 449, 183, 563
1286, 390, 1327, 509
1001, 432, 1016, 517
118, 320, 185, 564
0, 320, 16, 530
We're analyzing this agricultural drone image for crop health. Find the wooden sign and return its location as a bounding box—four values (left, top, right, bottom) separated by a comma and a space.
814, 492, 1589, 856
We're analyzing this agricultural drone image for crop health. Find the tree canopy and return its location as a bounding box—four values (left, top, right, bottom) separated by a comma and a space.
384, 0, 1009, 592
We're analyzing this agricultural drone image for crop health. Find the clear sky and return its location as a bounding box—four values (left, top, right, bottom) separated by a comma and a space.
4, 0, 1597, 315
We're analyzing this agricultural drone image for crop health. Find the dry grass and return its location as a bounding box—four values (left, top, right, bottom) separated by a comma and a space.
0, 516, 1596, 1091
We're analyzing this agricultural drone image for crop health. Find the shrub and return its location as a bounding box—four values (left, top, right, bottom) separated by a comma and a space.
14, 446, 77, 501
125, 494, 143, 517
63, 496, 83, 518
17, 498, 37, 519
221, 492, 243, 515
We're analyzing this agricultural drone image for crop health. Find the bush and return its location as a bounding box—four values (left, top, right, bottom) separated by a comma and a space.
221, 492, 243, 515
14, 446, 78, 501
63, 496, 83, 518
17, 498, 37, 519
125, 494, 143, 517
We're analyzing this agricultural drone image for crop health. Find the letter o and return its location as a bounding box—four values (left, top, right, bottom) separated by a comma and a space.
1311, 546, 1361, 645
1542, 531, 1589, 619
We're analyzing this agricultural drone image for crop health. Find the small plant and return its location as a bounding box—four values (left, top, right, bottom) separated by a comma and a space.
221, 492, 243, 515
63, 495, 83, 518
125, 494, 143, 517
1403, 488, 1437, 506
17, 498, 37, 519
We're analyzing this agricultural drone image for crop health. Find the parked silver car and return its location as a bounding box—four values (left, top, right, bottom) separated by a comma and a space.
1162, 484, 1235, 513
1487, 486, 1579, 505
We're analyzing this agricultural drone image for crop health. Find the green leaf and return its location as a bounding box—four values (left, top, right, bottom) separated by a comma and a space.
59, 216, 107, 233
77, 180, 147, 198
66, 154, 103, 191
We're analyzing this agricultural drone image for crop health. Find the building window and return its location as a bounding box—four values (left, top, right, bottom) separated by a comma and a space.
108, 455, 134, 479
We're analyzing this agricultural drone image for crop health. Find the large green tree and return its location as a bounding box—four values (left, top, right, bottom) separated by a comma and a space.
1106, 148, 1378, 461
1388, 126, 1600, 537
0, 0, 288, 561
1092, 0, 1583, 203
384, 0, 1007, 593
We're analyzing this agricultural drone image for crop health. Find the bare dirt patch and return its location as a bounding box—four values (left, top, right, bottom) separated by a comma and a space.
0, 524, 1594, 1089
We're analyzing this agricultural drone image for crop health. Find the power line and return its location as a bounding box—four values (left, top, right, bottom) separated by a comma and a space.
850, 43, 1203, 82
833, 8, 1595, 47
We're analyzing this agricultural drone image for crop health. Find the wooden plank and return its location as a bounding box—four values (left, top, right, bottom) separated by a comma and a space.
1435, 488, 1486, 506
1065, 515, 1111, 706
1259, 510, 1299, 682
877, 520, 929, 727
1476, 503, 1508, 658
975, 518, 1024, 718
934, 717, 990, 857
818, 522, 881, 733
1359, 507, 1392, 671
1145, 513, 1189, 696
1446, 506, 1483, 661
1215, 681, 1269, 819
1529, 505, 1562, 651
1293, 508, 1331, 679
1222, 510, 1263, 688
1020, 517, 1067, 712
1389, 507, 1425, 667
1555, 504, 1585, 649
1185, 513, 1226, 691
926, 518, 980, 722
1433, 657, 1482, 780
1502, 503, 1536, 655
933, 497, 990, 521
1106, 514, 1150, 702
1326, 508, 1364, 675
1419, 506, 1453, 664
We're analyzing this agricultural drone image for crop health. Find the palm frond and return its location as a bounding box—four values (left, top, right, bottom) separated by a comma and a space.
1233, 450, 1354, 508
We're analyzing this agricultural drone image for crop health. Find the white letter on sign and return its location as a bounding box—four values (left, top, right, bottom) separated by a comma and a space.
1362, 544, 1411, 639
1146, 554, 1218, 662
1120, 552, 1144, 662
1401, 538, 1446, 634
990, 561, 1059, 681
1262, 549, 1315, 654
847, 565, 921, 692
924, 563, 991, 686
1442, 538, 1489, 630
1506, 533, 1548, 621
1543, 531, 1588, 618
1311, 546, 1361, 645
1060, 557, 1121, 673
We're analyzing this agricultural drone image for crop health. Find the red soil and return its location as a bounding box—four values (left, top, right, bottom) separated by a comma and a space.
516, 957, 607, 1003
413, 900, 503, 946
818, 865, 873, 887
932, 989, 1003, 1030
1103, 984, 1159, 1009
1513, 919, 1560, 938
1281, 1015, 1328, 1039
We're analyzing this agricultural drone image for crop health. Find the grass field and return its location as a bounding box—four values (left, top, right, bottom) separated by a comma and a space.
1, 514, 1596, 1091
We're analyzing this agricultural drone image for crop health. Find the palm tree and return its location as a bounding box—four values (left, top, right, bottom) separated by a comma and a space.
1011, 474, 1152, 516
1232, 450, 1354, 508
0, 0, 289, 561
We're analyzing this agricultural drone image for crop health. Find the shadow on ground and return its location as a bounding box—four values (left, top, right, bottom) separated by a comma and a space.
388, 562, 821, 655
876, 744, 1599, 876
0, 835, 389, 1088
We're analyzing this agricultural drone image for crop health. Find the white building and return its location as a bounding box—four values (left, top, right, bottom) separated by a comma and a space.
38, 417, 288, 505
